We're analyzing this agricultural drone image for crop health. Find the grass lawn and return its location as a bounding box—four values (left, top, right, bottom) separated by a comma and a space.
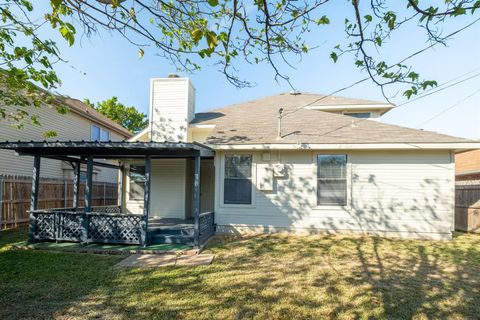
1, 228, 480, 319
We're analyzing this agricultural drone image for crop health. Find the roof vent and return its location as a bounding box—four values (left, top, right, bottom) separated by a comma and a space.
167, 73, 180, 78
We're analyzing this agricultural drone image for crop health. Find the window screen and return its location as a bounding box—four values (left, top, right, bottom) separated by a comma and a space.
129, 165, 146, 200
344, 112, 371, 118
91, 125, 110, 141
91, 125, 101, 140
317, 155, 347, 205
224, 155, 252, 204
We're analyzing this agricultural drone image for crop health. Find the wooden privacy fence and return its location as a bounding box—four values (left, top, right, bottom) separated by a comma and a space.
455, 184, 480, 233
0, 175, 118, 229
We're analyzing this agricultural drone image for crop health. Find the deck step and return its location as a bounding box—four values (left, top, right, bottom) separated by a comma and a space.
148, 226, 194, 237
148, 234, 194, 245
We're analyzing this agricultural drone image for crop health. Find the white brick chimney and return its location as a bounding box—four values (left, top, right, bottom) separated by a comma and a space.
149, 74, 195, 142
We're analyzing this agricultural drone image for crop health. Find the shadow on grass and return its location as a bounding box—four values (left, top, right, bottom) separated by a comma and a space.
1, 229, 480, 319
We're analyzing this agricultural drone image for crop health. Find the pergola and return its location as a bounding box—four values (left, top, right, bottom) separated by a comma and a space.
0, 141, 215, 247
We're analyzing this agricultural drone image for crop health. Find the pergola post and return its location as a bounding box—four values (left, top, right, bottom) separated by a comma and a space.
73, 162, 81, 209
193, 153, 201, 247
119, 163, 126, 211
28, 155, 41, 243
82, 156, 94, 243
141, 155, 151, 246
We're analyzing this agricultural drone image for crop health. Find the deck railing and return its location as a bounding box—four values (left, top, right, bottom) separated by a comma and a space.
198, 211, 215, 246
30, 205, 143, 245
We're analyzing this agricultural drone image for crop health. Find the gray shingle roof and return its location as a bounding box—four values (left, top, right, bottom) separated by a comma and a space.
192, 92, 470, 145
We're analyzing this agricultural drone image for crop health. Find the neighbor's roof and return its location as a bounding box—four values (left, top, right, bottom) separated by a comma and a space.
192, 92, 472, 145
60, 97, 132, 138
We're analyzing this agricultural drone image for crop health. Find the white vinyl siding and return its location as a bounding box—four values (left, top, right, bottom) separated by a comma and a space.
125, 159, 187, 219
0, 103, 124, 181
214, 150, 454, 240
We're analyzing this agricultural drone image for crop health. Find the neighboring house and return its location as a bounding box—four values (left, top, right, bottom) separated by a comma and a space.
2, 75, 479, 247
0, 96, 132, 182
455, 149, 480, 183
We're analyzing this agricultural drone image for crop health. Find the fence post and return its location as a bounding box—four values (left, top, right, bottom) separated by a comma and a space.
0, 176, 3, 229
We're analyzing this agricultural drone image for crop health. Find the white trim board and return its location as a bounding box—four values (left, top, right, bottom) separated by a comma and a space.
208, 142, 480, 151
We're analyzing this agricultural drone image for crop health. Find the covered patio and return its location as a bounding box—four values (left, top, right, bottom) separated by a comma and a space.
0, 141, 216, 248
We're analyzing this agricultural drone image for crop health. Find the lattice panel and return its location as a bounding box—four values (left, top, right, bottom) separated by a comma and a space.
88, 214, 142, 244
35, 213, 56, 240
92, 206, 122, 214
199, 212, 215, 245
58, 212, 83, 241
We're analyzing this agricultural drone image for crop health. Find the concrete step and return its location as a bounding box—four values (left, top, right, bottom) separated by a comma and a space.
148, 226, 195, 237
148, 234, 195, 245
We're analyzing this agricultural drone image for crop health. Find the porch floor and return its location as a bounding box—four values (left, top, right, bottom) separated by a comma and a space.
148, 218, 194, 230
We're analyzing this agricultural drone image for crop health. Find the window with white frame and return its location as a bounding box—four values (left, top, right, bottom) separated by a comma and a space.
91, 125, 110, 141
343, 112, 371, 118
129, 165, 146, 200
224, 154, 252, 204
317, 154, 347, 206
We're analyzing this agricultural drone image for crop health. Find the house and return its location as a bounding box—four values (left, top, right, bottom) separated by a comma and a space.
1, 75, 479, 247
0, 96, 132, 182
455, 149, 480, 184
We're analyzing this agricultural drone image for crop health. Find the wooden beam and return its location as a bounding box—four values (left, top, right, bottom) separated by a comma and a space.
193, 154, 201, 247
28, 155, 41, 243
141, 155, 151, 246
85, 156, 94, 212
38, 155, 120, 169
82, 156, 94, 243
73, 162, 81, 208
118, 163, 126, 210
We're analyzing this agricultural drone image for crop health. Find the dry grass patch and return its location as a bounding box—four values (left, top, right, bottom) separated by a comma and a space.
1, 229, 479, 319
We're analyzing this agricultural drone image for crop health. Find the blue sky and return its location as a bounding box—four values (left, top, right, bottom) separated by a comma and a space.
38, 2, 480, 139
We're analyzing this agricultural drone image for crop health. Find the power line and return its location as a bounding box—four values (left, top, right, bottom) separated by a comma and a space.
416, 87, 480, 128
283, 16, 480, 118
395, 71, 480, 107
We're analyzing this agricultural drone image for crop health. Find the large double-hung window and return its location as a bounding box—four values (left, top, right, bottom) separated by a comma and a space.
317, 154, 347, 206
224, 155, 252, 205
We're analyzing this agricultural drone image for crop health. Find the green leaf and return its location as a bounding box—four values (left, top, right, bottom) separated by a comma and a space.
315, 15, 330, 25
138, 48, 144, 58
205, 31, 218, 49
43, 130, 58, 138
330, 52, 338, 63
207, 0, 219, 6
191, 29, 203, 43
364, 15, 372, 23
407, 71, 419, 81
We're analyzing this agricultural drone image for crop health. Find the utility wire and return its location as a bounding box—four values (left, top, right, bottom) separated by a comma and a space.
395, 71, 480, 107
282, 16, 480, 118
397, 65, 480, 104
416, 87, 480, 128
